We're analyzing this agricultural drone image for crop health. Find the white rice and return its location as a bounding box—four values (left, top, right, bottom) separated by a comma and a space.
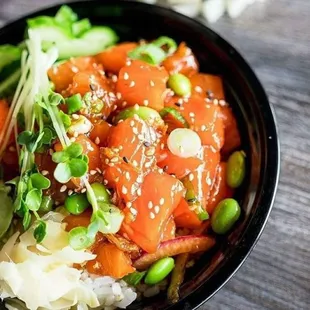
79, 271, 137, 310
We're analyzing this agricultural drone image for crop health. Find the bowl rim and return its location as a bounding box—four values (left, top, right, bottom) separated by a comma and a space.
0, 1, 280, 309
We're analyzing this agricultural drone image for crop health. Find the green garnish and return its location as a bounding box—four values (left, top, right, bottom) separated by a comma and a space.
128, 36, 177, 65
52, 143, 88, 184
66, 93, 83, 114
69, 226, 93, 250
123, 271, 147, 287
33, 220, 47, 243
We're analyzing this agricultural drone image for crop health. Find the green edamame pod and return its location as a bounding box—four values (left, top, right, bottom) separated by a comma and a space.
211, 198, 241, 234
145, 257, 175, 285
226, 151, 246, 188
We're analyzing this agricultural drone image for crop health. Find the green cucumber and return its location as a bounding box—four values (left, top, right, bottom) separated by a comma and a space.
114, 106, 161, 124
28, 25, 118, 59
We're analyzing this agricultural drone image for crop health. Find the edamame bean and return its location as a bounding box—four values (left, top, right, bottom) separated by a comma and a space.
145, 257, 175, 285
211, 198, 241, 234
65, 193, 89, 215
87, 182, 110, 203
168, 73, 191, 96
39, 196, 54, 213
226, 151, 246, 188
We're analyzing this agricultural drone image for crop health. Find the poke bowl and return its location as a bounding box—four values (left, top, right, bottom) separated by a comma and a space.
0, 1, 279, 310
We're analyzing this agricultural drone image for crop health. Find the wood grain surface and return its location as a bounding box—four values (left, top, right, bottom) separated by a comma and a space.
0, 0, 309, 309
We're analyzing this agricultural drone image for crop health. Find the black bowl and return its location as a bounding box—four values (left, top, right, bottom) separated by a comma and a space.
0, 1, 280, 309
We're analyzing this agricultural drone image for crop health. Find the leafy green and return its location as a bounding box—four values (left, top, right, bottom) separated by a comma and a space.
0, 45, 22, 73
30, 173, 51, 190
52, 143, 88, 183
25, 188, 42, 211
0, 185, 14, 239
33, 220, 47, 243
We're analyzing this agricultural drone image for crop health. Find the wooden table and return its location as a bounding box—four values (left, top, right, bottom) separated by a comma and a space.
1, 0, 309, 309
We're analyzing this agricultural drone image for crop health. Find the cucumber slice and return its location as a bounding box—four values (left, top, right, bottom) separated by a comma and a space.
32, 26, 118, 59
160, 107, 189, 132
114, 106, 161, 124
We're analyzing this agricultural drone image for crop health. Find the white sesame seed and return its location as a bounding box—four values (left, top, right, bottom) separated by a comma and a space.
41, 170, 49, 176
88, 146, 94, 151
68, 190, 73, 196
206, 177, 212, 186
110, 157, 119, 163
189, 173, 194, 182
130, 208, 137, 215
137, 175, 143, 183
95, 137, 100, 145
134, 104, 139, 111
55, 201, 60, 206
137, 188, 142, 196
60, 185, 67, 193
129, 81, 135, 88
191, 118, 195, 123
109, 92, 115, 98
72, 114, 79, 120
143, 99, 149, 106
133, 114, 140, 120
159, 198, 165, 205
201, 125, 207, 131
74, 131, 79, 138
189, 112, 195, 117
105, 158, 109, 165
148, 201, 153, 209
145, 161, 152, 168
214, 99, 219, 105
206, 104, 211, 108
122, 185, 128, 194
116, 92, 122, 99
124, 72, 129, 80
130, 120, 135, 127
126, 60, 132, 66
112, 75, 118, 83
104, 179, 108, 185
90, 170, 97, 175
126, 202, 132, 208
219, 99, 226, 106
132, 127, 139, 135
154, 205, 160, 214
81, 188, 87, 193
161, 143, 165, 150
150, 80, 155, 87
115, 177, 120, 182
96, 168, 102, 173
158, 168, 164, 174
195, 86, 203, 93
150, 212, 155, 219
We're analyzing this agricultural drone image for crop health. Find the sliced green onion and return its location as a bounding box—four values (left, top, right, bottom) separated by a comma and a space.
123, 271, 147, 286
66, 93, 83, 114
152, 36, 177, 55
69, 226, 93, 250
128, 44, 167, 65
